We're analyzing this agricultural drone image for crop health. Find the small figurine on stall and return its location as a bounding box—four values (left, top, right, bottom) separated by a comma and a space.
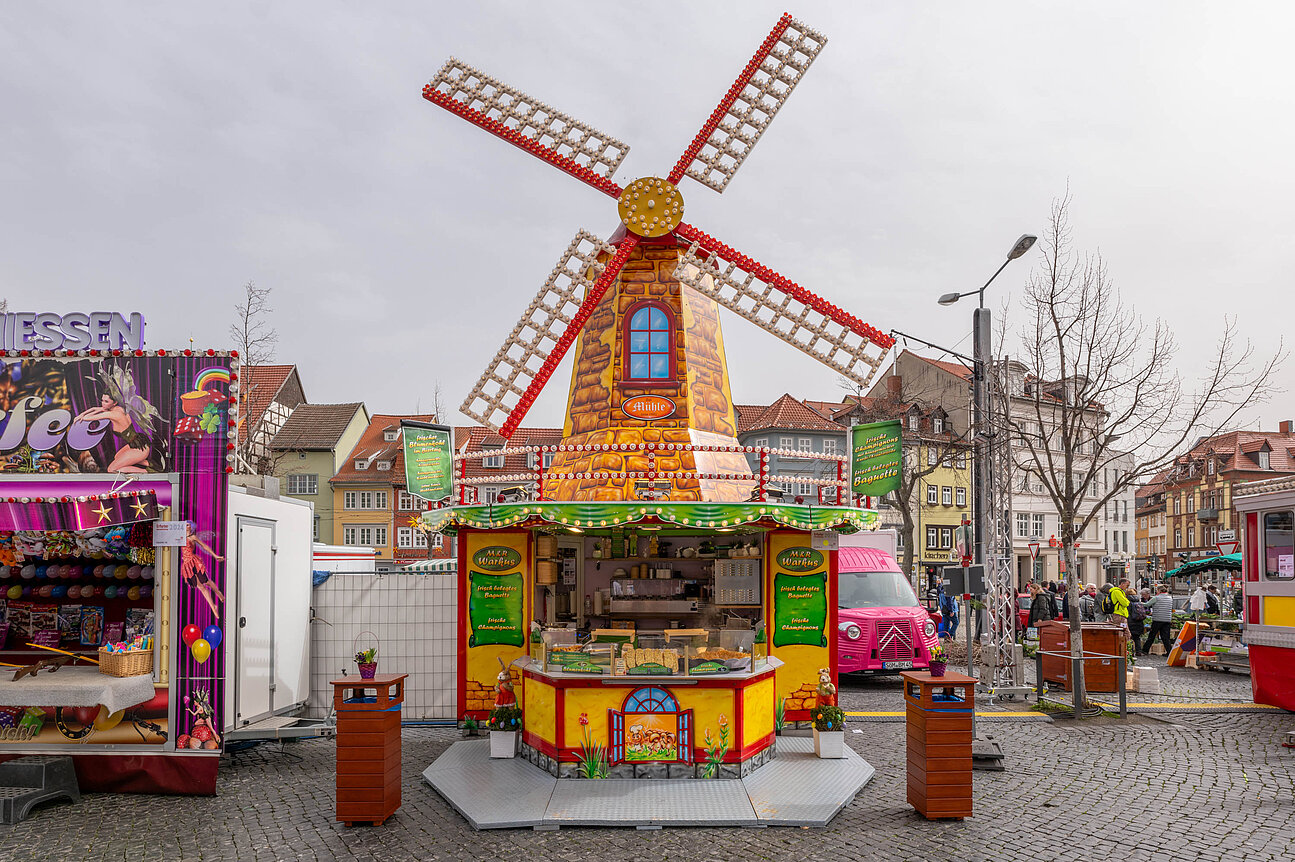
494, 656, 516, 708
815, 666, 837, 707
180, 521, 225, 615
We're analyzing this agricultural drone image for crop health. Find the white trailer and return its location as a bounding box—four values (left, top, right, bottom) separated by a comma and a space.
221, 486, 325, 742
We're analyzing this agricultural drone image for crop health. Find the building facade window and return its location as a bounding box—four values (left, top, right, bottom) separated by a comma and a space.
1258, 450, 1271, 469
779, 436, 794, 452
927, 527, 937, 548
956, 452, 966, 468
1016, 512, 1030, 538
932, 417, 943, 434
344, 490, 387, 510
908, 415, 919, 432
822, 438, 841, 456
1187, 526, 1195, 547
927, 448, 937, 466
624, 301, 674, 381
942, 487, 952, 506
927, 485, 938, 505
286, 474, 318, 495
939, 527, 953, 549
482, 449, 504, 468
956, 487, 967, 507
753, 437, 768, 448
1033, 513, 1045, 537
343, 525, 387, 547
798, 438, 813, 454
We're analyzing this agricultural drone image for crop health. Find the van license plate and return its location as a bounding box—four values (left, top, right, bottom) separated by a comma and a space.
883, 661, 913, 670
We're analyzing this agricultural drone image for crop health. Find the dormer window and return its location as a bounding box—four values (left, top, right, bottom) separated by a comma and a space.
908, 415, 919, 432
383, 428, 399, 442
355, 459, 369, 470
932, 417, 943, 434
376, 460, 392, 471
1258, 450, 1270, 469
483, 448, 504, 468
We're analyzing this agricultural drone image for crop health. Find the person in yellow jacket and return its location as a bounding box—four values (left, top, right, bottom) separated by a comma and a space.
1110, 578, 1132, 631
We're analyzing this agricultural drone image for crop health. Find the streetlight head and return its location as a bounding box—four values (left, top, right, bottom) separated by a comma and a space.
1007, 234, 1037, 261
937, 292, 962, 306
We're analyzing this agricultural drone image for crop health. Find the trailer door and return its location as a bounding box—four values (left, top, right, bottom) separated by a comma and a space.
235, 517, 276, 726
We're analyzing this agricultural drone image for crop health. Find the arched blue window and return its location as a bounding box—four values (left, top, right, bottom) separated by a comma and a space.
622, 687, 679, 713
625, 302, 673, 381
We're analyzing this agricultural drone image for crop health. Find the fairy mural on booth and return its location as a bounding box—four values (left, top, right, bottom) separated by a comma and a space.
0, 355, 232, 762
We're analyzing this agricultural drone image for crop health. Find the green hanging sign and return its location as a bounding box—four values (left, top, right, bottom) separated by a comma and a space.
402, 420, 454, 502
771, 571, 828, 648
851, 419, 902, 497
467, 571, 525, 647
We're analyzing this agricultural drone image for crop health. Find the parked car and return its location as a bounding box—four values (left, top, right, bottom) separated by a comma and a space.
837, 547, 939, 675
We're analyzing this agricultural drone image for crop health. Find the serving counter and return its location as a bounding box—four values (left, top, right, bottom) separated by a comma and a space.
517, 655, 783, 778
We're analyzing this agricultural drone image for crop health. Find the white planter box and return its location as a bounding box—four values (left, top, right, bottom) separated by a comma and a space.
490, 730, 520, 758
813, 728, 845, 759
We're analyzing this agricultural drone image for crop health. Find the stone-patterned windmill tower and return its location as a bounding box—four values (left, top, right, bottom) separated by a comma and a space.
425, 13, 894, 502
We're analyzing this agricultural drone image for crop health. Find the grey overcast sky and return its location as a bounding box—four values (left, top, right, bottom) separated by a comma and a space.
2, 1, 1291, 428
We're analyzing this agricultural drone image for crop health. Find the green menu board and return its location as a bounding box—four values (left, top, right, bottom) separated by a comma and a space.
467, 571, 525, 647
851, 419, 902, 497
772, 568, 828, 648
401, 420, 454, 502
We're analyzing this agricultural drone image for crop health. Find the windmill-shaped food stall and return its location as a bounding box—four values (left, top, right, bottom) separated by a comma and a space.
421, 14, 893, 786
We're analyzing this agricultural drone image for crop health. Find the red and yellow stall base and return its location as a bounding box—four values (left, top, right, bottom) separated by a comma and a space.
519, 657, 782, 779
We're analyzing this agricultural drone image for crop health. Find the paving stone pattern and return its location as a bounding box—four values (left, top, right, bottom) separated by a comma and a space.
1, 670, 1291, 861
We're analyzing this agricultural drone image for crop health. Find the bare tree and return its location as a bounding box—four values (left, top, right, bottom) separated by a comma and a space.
432, 380, 446, 423
845, 376, 973, 586
229, 281, 279, 473
1007, 192, 1284, 711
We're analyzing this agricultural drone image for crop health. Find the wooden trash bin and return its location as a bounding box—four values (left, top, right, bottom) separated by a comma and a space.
902, 670, 973, 820
330, 673, 408, 827
1038, 622, 1127, 692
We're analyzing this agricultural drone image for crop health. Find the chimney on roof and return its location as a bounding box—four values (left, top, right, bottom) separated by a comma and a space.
1281, 420, 1293, 434
887, 375, 903, 398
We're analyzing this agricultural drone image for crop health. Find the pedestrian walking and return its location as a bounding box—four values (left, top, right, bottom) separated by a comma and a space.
1079, 583, 1099, 622
1128, 588, 1151, 654
1205, 584, 1221, 616
1142, 585, 1175, 654
1098, 583, 1116, 622
1110, 579, 1132, 632
1028, 582, 1053, 629
940, 588, 959, 640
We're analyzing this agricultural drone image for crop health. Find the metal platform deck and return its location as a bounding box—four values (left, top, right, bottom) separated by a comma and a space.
421, 737, 874, 830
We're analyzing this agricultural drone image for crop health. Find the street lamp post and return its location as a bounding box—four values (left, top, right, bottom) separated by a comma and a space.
938, 234, 1036, 688
938, 234, 1036, 572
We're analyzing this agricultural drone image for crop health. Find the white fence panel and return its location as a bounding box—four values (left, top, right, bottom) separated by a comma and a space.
309, 572, 457, 721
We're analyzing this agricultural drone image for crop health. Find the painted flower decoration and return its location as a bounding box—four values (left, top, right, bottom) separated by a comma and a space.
578, 713, 589, 727
198, 403, 222, 434
718, 713, 728, 728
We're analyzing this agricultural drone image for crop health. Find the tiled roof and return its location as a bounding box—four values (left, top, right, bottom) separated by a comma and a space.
332, 413, 439, 484
239, 365, 296, 435
456, 426, 564, 478
738, 394, 844, 434
1165, 429, 1295, 482
271, 403, 365, 451
909, 351, 973, 382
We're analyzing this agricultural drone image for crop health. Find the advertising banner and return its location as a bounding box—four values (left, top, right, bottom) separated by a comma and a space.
460, 531, 530, 717
401, 420, 453, 502
766, 533, 834, 721
850, 419, 902, 497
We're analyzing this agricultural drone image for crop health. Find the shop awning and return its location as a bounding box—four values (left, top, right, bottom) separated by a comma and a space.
1164, 552, 1241, 578
0, 489, 159, 531
420, 501, 878, 534
402, 558, 457, 573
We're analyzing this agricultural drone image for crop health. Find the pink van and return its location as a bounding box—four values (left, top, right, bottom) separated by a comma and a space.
837, 546, 939, 675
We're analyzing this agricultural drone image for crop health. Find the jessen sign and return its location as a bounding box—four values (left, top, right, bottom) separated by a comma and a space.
621, 395, 675, 421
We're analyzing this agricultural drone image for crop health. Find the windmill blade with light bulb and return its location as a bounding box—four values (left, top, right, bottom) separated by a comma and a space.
425, 13, 894, 441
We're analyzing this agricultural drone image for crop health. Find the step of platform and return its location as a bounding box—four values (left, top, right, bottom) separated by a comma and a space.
0, 755, 80, 824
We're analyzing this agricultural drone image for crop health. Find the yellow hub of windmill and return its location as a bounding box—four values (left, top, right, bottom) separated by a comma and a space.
618, 177, 684, 238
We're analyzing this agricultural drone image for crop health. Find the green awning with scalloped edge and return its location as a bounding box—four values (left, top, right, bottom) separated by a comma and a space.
420, 501, 878, 534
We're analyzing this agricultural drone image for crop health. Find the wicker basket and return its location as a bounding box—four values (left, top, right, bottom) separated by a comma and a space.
98, 647, 154, 678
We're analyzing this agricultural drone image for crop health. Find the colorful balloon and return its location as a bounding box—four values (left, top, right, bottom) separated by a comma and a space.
181, 624, 201, 646
189, 638, 212, 664
104, 585, 118, 599
20, 565, 35, 580
202, 625, 222, 650
51, 585, 67, 599
127, 586, 141, 601
38, 585, 53, 598
7, 585, 21, 600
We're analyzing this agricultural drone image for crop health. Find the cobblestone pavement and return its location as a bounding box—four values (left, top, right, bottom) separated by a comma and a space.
2, 670, 1291, 862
